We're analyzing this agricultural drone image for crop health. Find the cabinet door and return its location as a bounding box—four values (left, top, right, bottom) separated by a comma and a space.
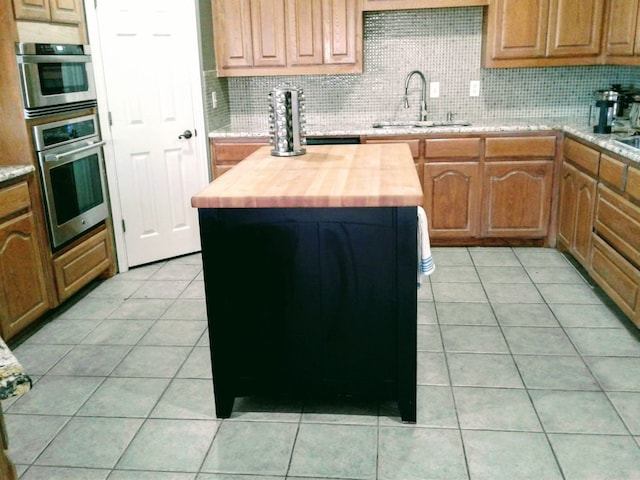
286, 0, 323, 66
12, 0, 50, 21
0, 213, 49, 340
604, 0, 639, 56
482, 161, 553, 237
488, 0, 549, 59
214, 0, 255, 69
547, 0, 604, 57
557, 162, 578, 249
424, 162, 481, 238
251, 0, 287, 67
49, 0, 82, 24
572, 166, 597, 267
322, 0, 360, 66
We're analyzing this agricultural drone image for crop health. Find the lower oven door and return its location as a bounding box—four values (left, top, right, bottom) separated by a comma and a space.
39, 137, 108, 249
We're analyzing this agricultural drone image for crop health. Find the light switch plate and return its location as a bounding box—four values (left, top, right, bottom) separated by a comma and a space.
470, 81, 480, 97
430, 82, 440, 98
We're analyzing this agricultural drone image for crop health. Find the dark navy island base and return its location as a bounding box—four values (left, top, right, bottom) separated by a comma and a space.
198, 206, 417, 423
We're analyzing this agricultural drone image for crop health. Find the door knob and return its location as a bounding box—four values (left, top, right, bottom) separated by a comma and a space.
178, 130, 193, 139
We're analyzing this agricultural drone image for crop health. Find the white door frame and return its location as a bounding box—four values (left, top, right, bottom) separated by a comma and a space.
84, 0, 209, 273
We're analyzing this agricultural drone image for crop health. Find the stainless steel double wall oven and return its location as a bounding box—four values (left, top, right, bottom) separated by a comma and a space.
16, 42, 108, 250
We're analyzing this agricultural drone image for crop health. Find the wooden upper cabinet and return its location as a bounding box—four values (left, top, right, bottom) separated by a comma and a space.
49, 0, 82, 24
13, 0, 50, 22
214, 0, 362, 75
488, 0, 549, 59
546, 0, 604, 57
13, 0, 82, 24
287, 0, 324, 66
484, 0, 605, 67
322, 0, 359, 65
251, 0, 287, 67
604, 0, 640, 65
214, 0, 256, 68
604, 0, 639, 56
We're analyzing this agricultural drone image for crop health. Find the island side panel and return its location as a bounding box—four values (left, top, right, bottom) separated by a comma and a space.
396, 206, 418, 423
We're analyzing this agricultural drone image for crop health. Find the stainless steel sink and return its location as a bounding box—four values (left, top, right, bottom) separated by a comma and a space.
372, 120, 471, 129
615, 136, 640, 149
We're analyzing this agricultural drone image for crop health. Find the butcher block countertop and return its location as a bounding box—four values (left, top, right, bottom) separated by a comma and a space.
191, 144, 423, 208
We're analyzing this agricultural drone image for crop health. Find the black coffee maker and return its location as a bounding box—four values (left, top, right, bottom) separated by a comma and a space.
590, 90, 619, 134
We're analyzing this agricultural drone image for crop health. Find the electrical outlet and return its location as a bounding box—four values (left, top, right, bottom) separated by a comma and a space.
429, 82, 440, 98
211, 92, 217, 109
470, 81, 480, 97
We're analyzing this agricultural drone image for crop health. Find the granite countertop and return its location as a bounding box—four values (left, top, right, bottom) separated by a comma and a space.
0, 337, 31, 400
0, 165, 35, 186
192, 144, 423, 208
209, 118, 640, 164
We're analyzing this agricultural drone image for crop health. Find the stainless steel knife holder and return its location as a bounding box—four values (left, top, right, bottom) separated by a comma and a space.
268, 83, 306, 157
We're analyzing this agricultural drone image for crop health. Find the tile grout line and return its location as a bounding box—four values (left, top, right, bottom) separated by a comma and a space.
470, 246, 568, 480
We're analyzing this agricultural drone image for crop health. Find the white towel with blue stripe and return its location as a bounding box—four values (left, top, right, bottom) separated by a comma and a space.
417, 206, 435, 286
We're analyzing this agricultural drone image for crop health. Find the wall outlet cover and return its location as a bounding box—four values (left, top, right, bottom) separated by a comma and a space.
430, 82, 440, 98
470, 81, 480, 97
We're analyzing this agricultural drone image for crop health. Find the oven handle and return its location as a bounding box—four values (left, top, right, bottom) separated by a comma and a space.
44, 140, 106, 162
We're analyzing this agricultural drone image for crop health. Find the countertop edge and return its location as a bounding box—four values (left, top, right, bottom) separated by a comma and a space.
0, 337, 31, 400
0, 165, 35, 187
208, 121, 640, 164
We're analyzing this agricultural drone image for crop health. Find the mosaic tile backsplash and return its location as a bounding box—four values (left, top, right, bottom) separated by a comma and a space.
204, 7, 639, 132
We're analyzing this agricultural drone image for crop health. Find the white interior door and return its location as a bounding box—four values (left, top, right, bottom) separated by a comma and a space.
91, 0, 208, 268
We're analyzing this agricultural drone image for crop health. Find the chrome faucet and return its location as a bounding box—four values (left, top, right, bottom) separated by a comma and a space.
403, 70, 428, 121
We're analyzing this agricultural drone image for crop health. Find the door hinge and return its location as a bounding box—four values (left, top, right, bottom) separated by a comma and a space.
108, 111, 113, 126
121, 219, 126, 232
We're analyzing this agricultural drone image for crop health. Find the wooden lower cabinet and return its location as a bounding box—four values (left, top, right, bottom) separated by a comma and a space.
590, 235, 640, 328
53, 224, 114, 302
557, 161, 597, 268
423, 162, 480, 238
210, 137, 270, 178
0, 181, 49, 341
482, 160, 554, 237
365, 132, 557, 243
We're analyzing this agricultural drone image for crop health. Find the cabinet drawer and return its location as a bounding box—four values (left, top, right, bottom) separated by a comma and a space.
564, 138, 600, 175
590, 234, 640, 325
626, 166, 640, 202
485, 136, 556, 158
213, 140, 270, 164
599, 153, 627, 190
424, 138, 480, 159
0, 182, 30, 219
363, 138, 421, 159
594, 185, 640, 268
53, 226, 112, 302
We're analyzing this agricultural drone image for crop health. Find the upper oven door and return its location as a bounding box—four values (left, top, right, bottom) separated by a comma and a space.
17, 54, 96, 110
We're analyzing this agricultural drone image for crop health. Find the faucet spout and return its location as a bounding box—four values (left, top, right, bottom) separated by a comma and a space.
404, 70, 428, 121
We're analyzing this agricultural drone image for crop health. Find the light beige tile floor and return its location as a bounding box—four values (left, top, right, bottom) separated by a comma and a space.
4, 247, 640, 479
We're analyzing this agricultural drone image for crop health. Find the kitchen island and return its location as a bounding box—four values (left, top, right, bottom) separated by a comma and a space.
191, 144, 424, 422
